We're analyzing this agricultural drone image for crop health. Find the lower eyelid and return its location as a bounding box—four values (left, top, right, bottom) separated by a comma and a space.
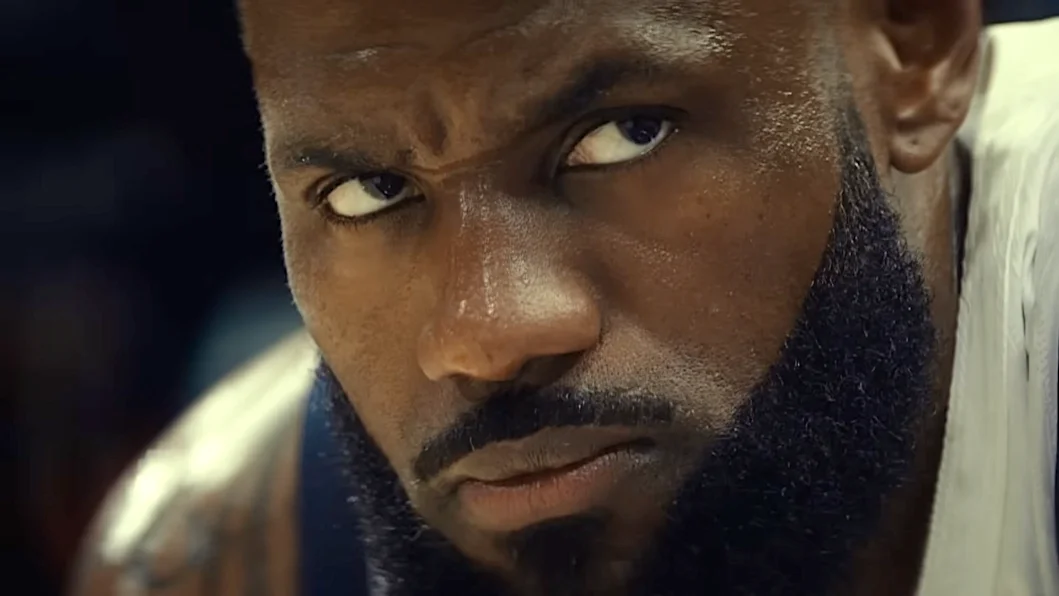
318, 193, 426, 228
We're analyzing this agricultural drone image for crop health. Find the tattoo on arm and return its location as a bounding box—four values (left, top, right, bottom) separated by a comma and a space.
116, 424, 292, 596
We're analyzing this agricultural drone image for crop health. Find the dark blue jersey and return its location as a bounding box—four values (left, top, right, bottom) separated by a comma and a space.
298, 372, 369, 595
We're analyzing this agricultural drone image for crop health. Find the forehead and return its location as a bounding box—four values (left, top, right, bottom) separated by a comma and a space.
241, 0, 748, 63
241, 0, 828, 169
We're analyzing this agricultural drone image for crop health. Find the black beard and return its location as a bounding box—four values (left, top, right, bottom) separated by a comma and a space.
313, 111, 937, 596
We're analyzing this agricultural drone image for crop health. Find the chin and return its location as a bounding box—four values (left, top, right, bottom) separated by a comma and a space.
422, 441, 697, 586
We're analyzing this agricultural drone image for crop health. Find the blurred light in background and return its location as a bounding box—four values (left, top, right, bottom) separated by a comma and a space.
4, 1, 297, 593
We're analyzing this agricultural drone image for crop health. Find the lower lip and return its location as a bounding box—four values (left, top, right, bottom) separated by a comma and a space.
457, 443, 654, 532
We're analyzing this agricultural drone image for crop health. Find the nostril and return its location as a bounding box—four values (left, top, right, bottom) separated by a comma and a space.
417, 323, 523, 383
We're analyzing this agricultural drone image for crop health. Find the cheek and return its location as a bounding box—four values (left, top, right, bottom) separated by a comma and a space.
279, 203, 434, 477
583, 145, 837, 398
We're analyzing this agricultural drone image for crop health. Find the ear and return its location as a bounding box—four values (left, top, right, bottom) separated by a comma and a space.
864, 0, 982, 174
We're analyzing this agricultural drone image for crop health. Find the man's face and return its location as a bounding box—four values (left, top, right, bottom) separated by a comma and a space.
242, 0, 955, 593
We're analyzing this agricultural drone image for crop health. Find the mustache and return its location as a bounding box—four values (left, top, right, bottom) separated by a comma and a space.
412, 386, 675, 482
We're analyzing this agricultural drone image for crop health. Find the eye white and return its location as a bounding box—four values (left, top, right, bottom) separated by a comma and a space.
566, 117, 674, 168
324, 173, 420, 219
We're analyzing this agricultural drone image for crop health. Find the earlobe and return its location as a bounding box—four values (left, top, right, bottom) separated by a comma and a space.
875, 0, 981, 174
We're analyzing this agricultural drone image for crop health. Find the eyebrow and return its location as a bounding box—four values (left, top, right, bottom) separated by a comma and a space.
526, 56, 662, 132
275, 145, 387, 176
272, 55, 665, 174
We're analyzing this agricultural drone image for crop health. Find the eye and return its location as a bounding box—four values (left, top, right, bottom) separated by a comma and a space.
321, 172, 422, 219
565, 115, 675, 168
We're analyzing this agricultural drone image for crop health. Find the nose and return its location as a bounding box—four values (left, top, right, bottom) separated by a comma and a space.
417, 238, 601, 388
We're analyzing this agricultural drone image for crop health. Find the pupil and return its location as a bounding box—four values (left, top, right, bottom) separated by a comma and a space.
366, 173, 406, 200
618, 117, 662, 145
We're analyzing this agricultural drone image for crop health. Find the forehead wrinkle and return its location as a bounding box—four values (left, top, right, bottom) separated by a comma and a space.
437, 0, 572, 56
444, 0, 741, 65
318, 42, 426, 72
609, 0, 746, 62
268, 1, 570, 75
447, 0, 590, 56
260, 1, 751, 175
424, 13, 743, 160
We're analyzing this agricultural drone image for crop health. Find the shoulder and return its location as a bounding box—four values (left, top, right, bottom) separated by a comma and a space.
942, 17, 1059, 591
70, 331, 319, 596
966, 18, 1059, 153
968, 18, 1059, 339
960, 18, 1059, 288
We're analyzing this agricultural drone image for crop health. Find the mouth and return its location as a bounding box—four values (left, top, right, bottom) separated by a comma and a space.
440, 428, 659, 532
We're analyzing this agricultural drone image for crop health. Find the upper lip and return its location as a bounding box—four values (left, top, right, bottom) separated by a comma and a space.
434, 426, 652, 494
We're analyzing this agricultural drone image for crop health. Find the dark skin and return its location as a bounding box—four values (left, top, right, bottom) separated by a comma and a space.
73, 0, 980, 594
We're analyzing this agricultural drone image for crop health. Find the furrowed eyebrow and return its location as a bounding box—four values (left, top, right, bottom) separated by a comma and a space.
270, 55, 667, 175
525, 57, 663, 133
271, 144, 386, 175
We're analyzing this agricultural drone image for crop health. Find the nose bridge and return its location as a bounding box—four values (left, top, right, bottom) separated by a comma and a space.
417, 181, 601, 385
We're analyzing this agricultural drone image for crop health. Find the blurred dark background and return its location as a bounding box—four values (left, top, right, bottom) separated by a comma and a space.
5, 1, 300, 593
4, 1, 1058, 594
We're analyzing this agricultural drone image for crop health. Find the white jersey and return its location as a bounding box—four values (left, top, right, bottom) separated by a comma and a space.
916, 17, 1059, 596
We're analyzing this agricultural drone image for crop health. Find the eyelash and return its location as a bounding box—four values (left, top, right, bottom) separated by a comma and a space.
311, 174, 425, 228
312, 106, 683, 228
554, 106, 683, 174
564, 123, 679, 177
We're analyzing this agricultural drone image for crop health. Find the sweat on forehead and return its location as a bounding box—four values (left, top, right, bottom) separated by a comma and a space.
242, 0, 840, 176
236, 0, 825, 67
